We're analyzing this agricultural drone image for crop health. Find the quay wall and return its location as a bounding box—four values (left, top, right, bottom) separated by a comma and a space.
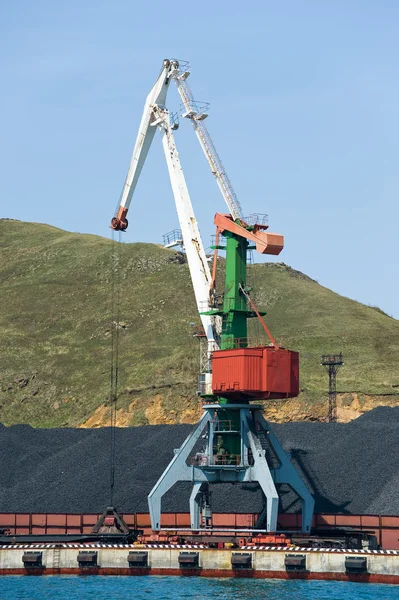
0, 544, 398, 583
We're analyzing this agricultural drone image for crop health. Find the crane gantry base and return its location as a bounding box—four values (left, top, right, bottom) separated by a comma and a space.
148, 403, 314, 534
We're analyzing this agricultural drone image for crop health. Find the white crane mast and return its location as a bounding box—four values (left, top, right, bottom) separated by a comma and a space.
110, 57, 248, 358
110, 60, 221, 370
155, 106, 220, 352
171, 65, 244, 221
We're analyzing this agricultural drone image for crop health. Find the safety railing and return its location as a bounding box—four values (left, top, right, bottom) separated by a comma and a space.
163, 229, 183, 248
221, 336, 277, 349
213, 454, 241, 466
190, 454, 241, 467
199, 297, 254, 313
192, 325, 207, 338
213, 420, 235, 432
180, 100, 210, 119
210, 233, 227, 247
243, 213, 268, 227
199, 299, 220, 313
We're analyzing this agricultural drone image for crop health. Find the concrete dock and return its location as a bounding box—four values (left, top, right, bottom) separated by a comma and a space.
0, 544, 398, 583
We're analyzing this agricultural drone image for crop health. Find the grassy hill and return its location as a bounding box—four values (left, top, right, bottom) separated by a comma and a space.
1, 218, 399, 427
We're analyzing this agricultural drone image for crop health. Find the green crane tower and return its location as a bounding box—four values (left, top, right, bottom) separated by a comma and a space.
201, 222, 264, 459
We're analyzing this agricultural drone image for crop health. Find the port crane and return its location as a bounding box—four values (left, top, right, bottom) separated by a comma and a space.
110, 59, 314, 534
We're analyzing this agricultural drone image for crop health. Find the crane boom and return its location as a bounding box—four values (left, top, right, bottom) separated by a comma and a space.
172, 69, 243, 221
109, 59, 220, 360
156, 106, 221, 349
111, 60, 175, 231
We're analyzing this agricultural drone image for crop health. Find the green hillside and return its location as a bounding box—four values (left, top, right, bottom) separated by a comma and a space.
1, 219, 399, 427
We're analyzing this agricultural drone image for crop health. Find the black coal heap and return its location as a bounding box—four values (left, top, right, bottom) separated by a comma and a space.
0, 407, 398, 515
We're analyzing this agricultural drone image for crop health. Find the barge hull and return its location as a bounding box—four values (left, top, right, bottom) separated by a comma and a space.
0, 512, 398, 549
0, 546, 398, 583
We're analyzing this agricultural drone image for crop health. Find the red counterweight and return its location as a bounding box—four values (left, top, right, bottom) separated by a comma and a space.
211, 347, 299, 400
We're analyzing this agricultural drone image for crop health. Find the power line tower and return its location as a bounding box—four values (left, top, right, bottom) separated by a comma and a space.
321, 353, 344, 422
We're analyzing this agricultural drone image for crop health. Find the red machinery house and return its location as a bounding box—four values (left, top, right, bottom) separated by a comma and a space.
212, 347, 299, 400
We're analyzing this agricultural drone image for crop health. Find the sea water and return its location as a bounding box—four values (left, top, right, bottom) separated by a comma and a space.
0, 576, 397, 599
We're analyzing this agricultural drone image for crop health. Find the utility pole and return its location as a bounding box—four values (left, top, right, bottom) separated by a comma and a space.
321, 354, 344, 422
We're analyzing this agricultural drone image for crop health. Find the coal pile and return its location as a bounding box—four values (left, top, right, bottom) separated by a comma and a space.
0, 407, 399, 515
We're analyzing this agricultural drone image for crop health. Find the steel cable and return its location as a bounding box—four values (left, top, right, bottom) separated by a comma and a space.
109, 231, 121, 506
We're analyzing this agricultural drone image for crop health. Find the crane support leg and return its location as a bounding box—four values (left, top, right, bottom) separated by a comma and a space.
148, 411, 211, 530
189, 482, 204, 530
244, 412, 279, 532
255, 413, 315, 533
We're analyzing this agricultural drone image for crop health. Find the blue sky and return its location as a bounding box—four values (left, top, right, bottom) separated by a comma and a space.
1, 0, 398, 318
